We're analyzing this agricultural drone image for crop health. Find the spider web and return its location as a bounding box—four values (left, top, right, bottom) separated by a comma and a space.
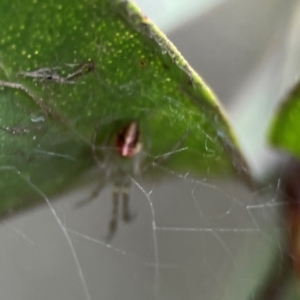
0, 2, 297, 299
0, 141, 287, 300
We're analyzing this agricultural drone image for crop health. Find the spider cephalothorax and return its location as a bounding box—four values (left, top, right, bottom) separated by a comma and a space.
115, 121, 142, 158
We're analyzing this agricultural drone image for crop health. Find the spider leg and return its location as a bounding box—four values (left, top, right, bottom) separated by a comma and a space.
91, 120, 113, 176
156, 129, 190, 164
75, 180, 106, 208
122, 180, 135, 223
75, 121, 111, 208
107, 183, 120, 241
143, 128, 191, 174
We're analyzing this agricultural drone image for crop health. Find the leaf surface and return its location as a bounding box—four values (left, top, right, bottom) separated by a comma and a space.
0, 0, 250, 216
269, 81, 300, 159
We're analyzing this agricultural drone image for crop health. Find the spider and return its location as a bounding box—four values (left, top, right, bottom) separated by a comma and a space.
77, 120, 145, 240
78, 119, 190, 240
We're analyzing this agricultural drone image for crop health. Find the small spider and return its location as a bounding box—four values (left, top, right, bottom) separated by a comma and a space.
78, 120, 144, 240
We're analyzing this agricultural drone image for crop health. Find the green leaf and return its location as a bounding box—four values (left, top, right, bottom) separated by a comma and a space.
269, 80, 300, 159
0, 0, 250, 216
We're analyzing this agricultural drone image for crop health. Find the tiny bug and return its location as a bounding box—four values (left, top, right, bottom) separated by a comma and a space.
78, 120, 144, 240
78, 119, 191, 240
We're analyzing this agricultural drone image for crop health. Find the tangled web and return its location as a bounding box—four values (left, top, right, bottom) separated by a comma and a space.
0, 145, 287, 300
0, 34, 289, 300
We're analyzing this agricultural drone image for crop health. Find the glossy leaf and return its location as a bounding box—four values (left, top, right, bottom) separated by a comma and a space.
0, 0, 250, 216
269, 81, 300, 159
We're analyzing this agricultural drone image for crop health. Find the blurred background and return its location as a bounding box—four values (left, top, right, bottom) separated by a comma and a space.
137, 0, 300, 178
2, 1, 300, 299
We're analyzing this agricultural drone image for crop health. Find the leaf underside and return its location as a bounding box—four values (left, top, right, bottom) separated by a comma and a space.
0, 0, 250, 216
